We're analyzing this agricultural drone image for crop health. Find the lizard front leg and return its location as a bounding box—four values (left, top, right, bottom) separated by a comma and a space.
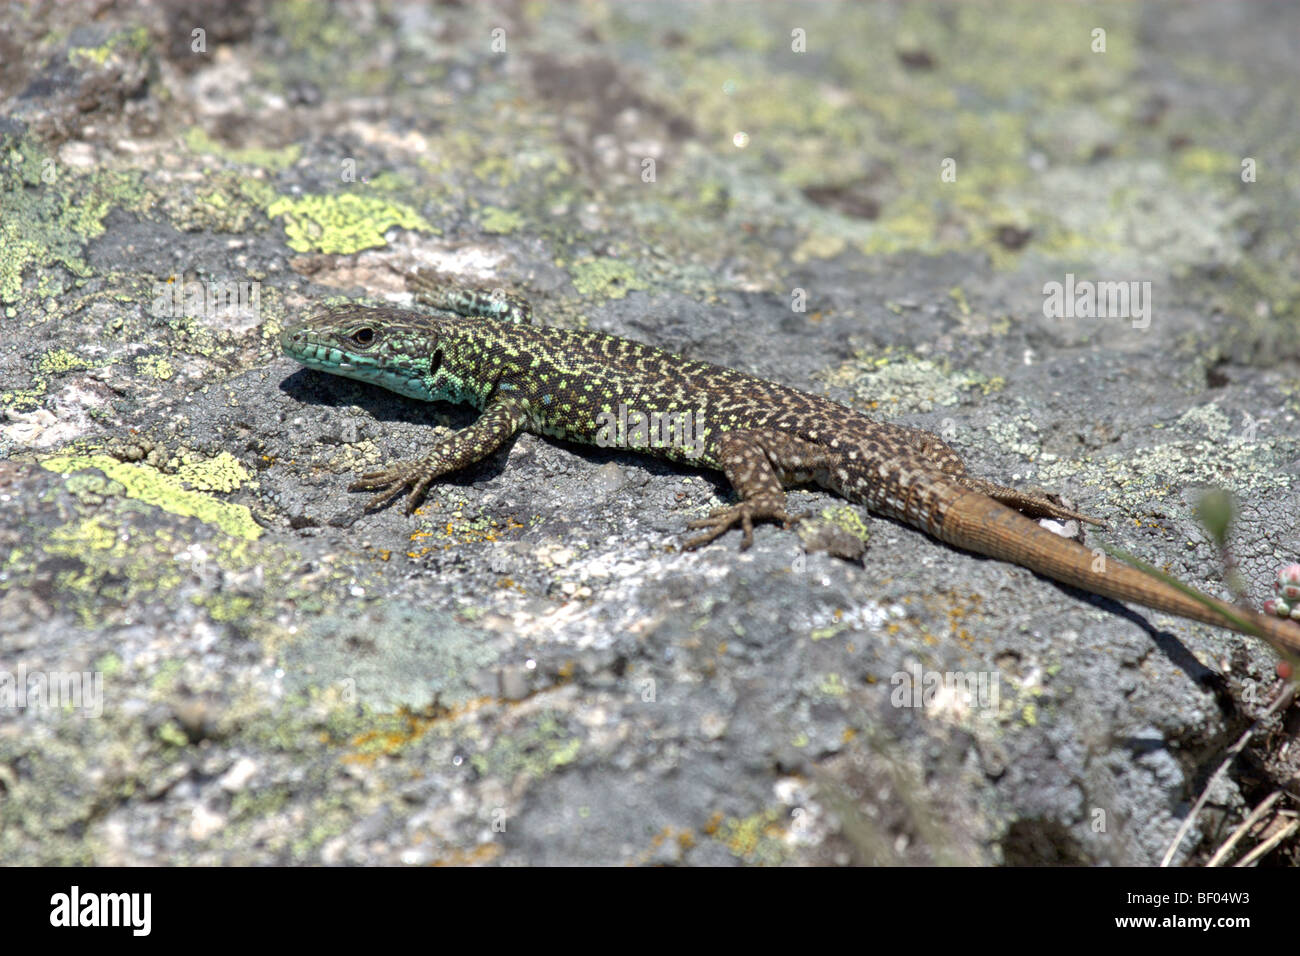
684, 429, 836, 550
350, 394, 526, 514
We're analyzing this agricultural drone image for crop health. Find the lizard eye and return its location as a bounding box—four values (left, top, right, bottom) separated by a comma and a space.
351, 327, 377, 348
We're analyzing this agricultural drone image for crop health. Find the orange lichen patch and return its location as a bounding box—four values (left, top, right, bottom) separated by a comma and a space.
431, 843, 503, 867
404, 517, 526, 557
624, 826, 699, 866
341, 697, 492, 765
943, 592, 985, 649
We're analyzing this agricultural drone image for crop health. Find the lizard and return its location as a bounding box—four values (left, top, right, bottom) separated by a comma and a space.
279, 278, 1300, 655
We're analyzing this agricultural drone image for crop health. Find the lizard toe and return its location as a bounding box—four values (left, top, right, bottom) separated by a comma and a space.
349, 464, 408, 491
363, 484, 407, 511
682, 524, 727, 550
739, 510, 755, 550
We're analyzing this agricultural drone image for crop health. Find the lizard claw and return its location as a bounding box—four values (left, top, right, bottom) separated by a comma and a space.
349, 462, 429, 513
682, 496, 802, 551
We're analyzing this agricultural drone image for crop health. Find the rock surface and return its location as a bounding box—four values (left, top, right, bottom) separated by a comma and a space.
2, 0, 1298, 865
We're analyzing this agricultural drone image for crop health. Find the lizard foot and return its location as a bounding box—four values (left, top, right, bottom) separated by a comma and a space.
960, 477, 1107, 529
348, 462, 436, 514
682, 495, 805, 551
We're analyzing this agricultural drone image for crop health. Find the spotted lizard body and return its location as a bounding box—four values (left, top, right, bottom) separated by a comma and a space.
280, 280, 1300, 654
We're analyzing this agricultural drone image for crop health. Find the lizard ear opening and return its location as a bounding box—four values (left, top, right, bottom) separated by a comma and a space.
430, 348, 444, 376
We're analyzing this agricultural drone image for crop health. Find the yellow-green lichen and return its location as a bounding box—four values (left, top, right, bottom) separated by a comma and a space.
709, 807, 787, 864
93, 653, 123, 677
479, 206, 526, 235
819, 505, 870, 543
34, 516, 189, 626
818, 672, 849, 697
266, 192, 435, 254
174, 451, 250, 493
40, 454, 261, 540
194, 593, 257, 623
36, 348, 96, 375
156, 721, 189, 747
67, 25, 150, 68
468, 712, 581, 781
2, 379, 49, 412
184, 127, 303, 173
1, 141, 147, 306
136, 355, 175, 381
161, 171, 280, 235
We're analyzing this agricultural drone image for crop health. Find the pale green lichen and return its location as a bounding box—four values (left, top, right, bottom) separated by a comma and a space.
40, 454, 261, 540
819, 348, 1001, 414
1031, 401, 1293, 505
568, 258, 648, 299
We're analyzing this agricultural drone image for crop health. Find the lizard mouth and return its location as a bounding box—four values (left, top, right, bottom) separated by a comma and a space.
280, 326, 359, 372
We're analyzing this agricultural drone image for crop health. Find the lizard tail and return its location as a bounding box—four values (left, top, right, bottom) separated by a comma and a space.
936, 487, 1300, 655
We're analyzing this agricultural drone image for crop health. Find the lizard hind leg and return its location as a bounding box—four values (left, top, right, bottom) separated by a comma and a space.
683, 430, 835, 550
408, 269, 534, 324
958, 475, 1107, 527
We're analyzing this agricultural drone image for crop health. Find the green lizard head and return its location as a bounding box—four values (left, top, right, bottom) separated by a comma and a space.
281, 304, 479, 404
